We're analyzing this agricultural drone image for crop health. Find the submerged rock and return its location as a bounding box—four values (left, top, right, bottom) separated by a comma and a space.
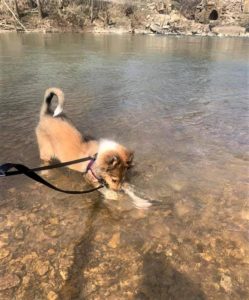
47, 291, 59, 300
14, 227, 25, 240
43, 224, 62, 238
59, 269, 69, 281
0, 248, 10, 260
174, 199, 194, 217
220, 274, 232, 292
108, 232, 120, 249
241, 210, 249, 220
0, 274, 20, 291
35, 260, 51, 276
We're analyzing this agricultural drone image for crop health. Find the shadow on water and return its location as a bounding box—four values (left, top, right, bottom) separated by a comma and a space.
136, 252, 206, 300
58, 199, 102, 300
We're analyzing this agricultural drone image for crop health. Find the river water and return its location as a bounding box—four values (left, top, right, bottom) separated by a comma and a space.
0, 33, 248, 299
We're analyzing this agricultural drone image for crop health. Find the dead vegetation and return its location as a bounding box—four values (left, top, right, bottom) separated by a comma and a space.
177, 0, 202, 19
0, 0, 116, 31
0, 0, 247, 34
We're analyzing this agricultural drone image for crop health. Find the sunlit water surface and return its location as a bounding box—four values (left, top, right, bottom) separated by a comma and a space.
0, 33, 248, 299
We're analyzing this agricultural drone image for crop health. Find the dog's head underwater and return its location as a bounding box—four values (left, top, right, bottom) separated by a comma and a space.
87, 140, 134, 191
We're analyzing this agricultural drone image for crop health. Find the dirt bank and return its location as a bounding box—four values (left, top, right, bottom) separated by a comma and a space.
1, 1, 249, 37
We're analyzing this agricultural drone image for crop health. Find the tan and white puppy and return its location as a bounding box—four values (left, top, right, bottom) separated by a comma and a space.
36, 88, 134, 191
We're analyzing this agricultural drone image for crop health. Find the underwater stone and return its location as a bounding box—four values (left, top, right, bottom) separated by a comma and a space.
0, 274, 20, 290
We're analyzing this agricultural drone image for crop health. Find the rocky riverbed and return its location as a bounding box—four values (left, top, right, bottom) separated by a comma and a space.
0, 166, 248, 299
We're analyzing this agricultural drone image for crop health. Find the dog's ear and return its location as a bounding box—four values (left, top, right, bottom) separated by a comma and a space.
125, 150, 134, 168
105, 154, 121, 170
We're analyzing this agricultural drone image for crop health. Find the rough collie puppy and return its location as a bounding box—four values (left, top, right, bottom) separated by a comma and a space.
36, 88, 133, 191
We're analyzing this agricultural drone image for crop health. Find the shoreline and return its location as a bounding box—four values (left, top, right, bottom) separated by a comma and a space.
1, 26, 249, 38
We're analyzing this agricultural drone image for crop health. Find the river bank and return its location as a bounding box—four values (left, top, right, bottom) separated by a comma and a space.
1, 1, 249, 37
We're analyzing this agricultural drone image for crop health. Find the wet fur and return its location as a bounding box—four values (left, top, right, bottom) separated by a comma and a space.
36, 88, 133, 191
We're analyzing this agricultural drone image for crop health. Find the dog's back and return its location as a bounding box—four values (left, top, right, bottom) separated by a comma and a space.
36, 88, 96, 171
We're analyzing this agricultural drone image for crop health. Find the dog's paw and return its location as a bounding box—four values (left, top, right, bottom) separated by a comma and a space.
102, 188, 119, 200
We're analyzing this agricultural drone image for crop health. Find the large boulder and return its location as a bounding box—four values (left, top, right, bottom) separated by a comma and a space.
150, 23, 164, 34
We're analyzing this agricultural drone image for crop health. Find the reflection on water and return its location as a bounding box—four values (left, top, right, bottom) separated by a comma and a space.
0, 33, 249, 299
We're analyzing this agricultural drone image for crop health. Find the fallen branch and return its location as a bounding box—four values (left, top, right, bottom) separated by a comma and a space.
2, 0, 27, 31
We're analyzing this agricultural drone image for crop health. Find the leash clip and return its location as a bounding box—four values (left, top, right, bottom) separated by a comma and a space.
0, 170, 5, 177
0, 163, 13, 177
99, 178, 109, 189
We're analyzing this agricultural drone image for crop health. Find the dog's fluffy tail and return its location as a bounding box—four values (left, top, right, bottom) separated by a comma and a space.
40, 87, 65, 118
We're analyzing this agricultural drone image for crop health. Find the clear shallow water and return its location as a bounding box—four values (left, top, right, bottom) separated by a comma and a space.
0, 33, 248, 299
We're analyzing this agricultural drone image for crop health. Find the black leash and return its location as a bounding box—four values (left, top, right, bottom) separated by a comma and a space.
0, 156, 104, 194
1, 156, 94, 176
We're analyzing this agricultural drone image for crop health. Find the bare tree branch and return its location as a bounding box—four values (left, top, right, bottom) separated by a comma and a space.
2, 0, 27, 31
90, 0, 94, 23
13, 0, 20, 18
37, 0, 44, 18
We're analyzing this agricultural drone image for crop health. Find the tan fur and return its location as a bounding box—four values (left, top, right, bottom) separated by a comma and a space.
36, 88, 133, 190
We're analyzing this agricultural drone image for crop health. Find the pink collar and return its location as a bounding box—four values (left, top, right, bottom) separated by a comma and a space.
85, 155, 101, 182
